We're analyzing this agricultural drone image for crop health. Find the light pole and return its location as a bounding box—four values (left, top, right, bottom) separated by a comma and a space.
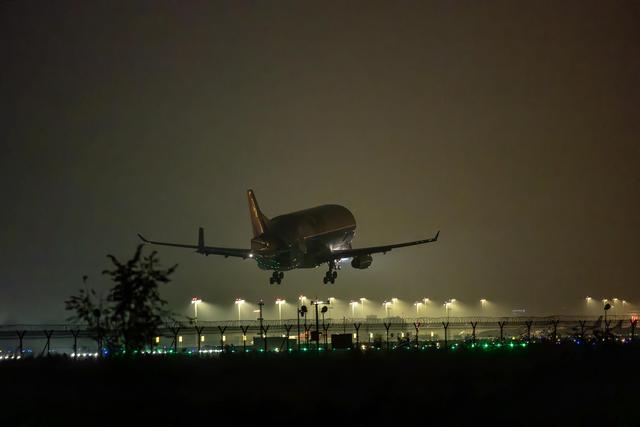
414, 302, 422, 317
444, 299, 455, 322
191, 297, 202, 325
297, 304, 307, 351
235, 298, 245, 321
480, 299, 487, 315
350, 301, 358, 318
360, 298, 366, 318
443, 299, 454, 344
422, 298, 429, 317
383, 301, 391, 318
276, 298, 285, 321
311, 299, 329, 352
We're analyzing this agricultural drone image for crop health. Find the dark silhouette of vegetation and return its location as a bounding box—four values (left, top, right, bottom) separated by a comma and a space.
65, 245, 177, 353
65, 275, 112, 351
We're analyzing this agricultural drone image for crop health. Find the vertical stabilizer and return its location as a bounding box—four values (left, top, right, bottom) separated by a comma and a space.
247, 189, 269, 237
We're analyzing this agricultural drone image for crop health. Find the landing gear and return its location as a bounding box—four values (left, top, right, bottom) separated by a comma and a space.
269, 271, 284, 285
323, 270, 337, 284
323, 261, 339, 284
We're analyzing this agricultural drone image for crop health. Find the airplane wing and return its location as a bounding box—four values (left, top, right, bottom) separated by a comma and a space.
328, 231, 439, 259
138, 228, 252, 259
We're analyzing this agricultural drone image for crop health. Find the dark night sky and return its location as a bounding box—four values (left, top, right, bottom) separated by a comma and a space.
1, 1, 639, 322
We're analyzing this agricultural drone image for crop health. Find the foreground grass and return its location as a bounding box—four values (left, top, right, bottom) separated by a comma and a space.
1, 343, 638, 425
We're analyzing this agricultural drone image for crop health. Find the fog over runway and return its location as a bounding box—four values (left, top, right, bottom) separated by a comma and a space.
1, 1, 639, 323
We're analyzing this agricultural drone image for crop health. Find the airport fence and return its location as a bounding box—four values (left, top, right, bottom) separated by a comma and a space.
0, 314, 636, 357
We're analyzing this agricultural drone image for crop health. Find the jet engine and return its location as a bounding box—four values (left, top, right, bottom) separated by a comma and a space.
351, 254, 373, 269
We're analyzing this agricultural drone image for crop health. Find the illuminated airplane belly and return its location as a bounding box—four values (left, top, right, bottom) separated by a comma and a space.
255, 252, 296, 271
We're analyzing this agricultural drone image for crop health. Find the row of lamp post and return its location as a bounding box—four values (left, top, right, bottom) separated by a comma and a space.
191, 296, 517, 322
195, 297, 634, 322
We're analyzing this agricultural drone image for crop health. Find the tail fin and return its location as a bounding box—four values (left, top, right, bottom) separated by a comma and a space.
247, 189, 269, 237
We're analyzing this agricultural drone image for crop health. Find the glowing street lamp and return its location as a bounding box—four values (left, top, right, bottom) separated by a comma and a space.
350, 301, 359, 317
359, 298, 366, 317
480, 299, 487, 314
422, 298, 429, 316
276, 298, 285, 321
299, 295, 306, 306
383, 301, 392, 318
414, 301, 423, 316
191, 297, 202, 324
444, 299, 454, 321
235, 298, 245, 321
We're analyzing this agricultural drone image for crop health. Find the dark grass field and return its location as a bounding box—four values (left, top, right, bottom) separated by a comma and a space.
1, 343, 638, 425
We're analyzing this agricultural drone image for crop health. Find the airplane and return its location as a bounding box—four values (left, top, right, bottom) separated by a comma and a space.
138, 189, 439, 285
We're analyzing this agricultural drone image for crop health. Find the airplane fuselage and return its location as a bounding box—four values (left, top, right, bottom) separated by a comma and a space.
251, 204, 356, 271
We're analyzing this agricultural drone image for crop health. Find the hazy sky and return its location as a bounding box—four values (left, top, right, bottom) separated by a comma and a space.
2, 1, 639, 322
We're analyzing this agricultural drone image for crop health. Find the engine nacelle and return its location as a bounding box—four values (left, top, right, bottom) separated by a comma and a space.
351, 255, 373, 269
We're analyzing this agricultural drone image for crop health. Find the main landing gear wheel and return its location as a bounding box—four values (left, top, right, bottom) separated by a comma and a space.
270, 271, 284, 285
323, 270, 337, 284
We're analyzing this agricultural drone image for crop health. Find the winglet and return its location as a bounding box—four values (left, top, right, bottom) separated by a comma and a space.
198, 227, 205, 250
138, 233, 149, 243
434, 230, 440, 241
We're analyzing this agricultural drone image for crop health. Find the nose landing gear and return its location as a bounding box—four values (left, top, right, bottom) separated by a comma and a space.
269, 271, 284, 284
